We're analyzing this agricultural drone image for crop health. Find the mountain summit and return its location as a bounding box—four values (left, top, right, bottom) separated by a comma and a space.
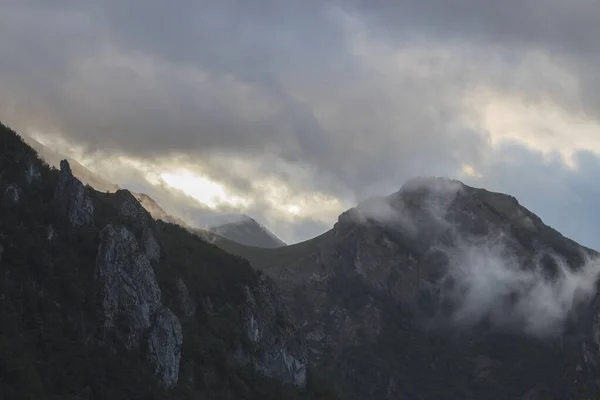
207, 214, 286, 248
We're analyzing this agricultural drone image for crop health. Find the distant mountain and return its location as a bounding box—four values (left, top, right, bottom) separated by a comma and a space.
207, 214, 286, 248
217, 176, 600, 400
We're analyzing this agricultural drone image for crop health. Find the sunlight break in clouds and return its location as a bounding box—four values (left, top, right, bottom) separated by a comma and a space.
160, 170, 251, 210
466, 88, 600, 169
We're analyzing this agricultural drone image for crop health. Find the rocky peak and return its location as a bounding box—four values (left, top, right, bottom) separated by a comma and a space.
114, 189, 151, 225
54, 159, 94, 228
108, 190, 162, 263
59, 159, 72, 175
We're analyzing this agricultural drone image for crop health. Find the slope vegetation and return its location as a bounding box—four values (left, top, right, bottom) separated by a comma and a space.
0, 123, 338, 400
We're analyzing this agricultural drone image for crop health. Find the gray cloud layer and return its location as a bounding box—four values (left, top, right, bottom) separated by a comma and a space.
2, 1, 600, 245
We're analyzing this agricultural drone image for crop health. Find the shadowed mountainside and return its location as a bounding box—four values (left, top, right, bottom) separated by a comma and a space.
0, 122, 339, 400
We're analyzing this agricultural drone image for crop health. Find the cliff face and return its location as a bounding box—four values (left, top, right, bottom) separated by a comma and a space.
236, 278, 307, 386
95, 223, 182, 388
225, 177, 600, 400
0, 123, 336, 400
54, 159, 94, 229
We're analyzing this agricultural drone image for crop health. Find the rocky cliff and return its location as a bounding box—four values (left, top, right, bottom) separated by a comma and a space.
54, 159, 94, 228
0, 122, 337, 400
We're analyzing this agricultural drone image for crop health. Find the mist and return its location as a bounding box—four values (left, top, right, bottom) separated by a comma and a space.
442, 235, 600, 337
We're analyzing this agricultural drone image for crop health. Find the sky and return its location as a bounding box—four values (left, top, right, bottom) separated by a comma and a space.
2, 1, 600, 247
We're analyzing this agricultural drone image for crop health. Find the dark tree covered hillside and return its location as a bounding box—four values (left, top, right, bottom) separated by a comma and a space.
0, 122, 339, 400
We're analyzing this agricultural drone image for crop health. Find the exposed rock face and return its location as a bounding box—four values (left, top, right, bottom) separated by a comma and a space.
116, 189, 151, 226
111, 190, 161, 263
176, 278, 196, 317
55, 159, 94, 228
24, 160, 40, 184
147, 308, 183, 389
142, 228, 161, 264
237, 278, 307, 387
95, 224, 161, 348
95, 224, 182, 388
4, 184, 22, 203
47, 225, 55, 241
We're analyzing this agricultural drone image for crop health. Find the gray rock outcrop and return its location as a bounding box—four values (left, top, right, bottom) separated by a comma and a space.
95, 224, 182, 388
24, 160, 40, 184
116, 189, 151, 226
236, 278, 307, 387
176, 278, 196, 317
142, 227, 161, 264
4, 184, 22, 203
147, 308, 183, 388
95, 225, 161, 348
113, 190, 161, 263
55, 159, 94, 228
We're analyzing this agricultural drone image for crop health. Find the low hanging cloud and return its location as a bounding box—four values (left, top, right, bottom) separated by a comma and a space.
442, 235, 600, 338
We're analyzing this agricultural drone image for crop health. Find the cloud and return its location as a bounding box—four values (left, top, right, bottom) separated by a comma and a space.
2, 1, 600, 245
443, 234, 600, 337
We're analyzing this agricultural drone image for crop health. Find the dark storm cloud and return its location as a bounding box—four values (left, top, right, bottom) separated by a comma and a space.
2, 0, 600, 244
347, 0, 600, 53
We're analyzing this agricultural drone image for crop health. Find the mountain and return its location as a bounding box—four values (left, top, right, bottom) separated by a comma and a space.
207, 214, 287, 248
0, 123, 338, 400
217, 177, 600, 400
133, 196, 286, 249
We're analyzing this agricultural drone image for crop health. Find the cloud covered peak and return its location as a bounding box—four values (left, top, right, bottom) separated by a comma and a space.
336, 177, 598, 338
